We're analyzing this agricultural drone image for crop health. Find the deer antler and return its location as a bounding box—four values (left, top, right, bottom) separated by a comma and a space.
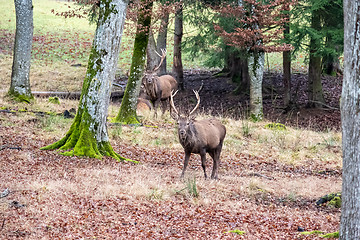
189, 90, 200, 116
153, 49, 167, 72
170, 90, 179, 117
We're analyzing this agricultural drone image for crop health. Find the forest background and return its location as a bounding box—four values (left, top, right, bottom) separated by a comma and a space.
0, 0, 345, 239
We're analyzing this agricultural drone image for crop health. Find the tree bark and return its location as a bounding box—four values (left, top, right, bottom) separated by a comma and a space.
146, 10, 169, 74
172, 3, 184, 90
146, 30, 158, 71
248, 51, 265, 121
9, 0, 33, 102
41, 0, 132, 161
282, 7, 291, 108
283, 50, 291, 107
116, 0, 153, 124
307, 9, 325, 108
156, 11, 169, 75
340, 0, 360, 238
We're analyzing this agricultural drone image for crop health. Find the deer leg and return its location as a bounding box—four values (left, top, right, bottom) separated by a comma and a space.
200, 150, 207, 179
180, 151, 191, 179
153, 99, 160, 118
208, 151, 217, 179
211, 144, 223, 180
160, 99, 167, 115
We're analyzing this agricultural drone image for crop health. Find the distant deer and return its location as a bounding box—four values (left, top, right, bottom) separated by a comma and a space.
143, 49, 177, 115
137, 97, 152, 114
170, 90, 226, 179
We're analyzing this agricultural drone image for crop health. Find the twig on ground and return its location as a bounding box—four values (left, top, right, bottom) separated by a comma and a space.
248, 172, 274, 180
0, 145, 22, 151
0, 189, 10, 198
1, 218, 5, 231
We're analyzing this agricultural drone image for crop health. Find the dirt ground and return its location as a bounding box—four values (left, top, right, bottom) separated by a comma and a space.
0, 70, 342, 239
0, 119, 341, 239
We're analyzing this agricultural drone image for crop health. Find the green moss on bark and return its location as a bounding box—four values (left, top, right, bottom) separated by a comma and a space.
7, 90, 33, 103
115, 0, 152, 124
42, 108, 136, 162
41, 0, 134, 163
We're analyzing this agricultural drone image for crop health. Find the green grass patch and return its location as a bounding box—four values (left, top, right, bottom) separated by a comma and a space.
225, 229, 246, 235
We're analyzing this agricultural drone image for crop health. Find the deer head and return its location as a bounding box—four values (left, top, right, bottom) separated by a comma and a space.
143, 49, 167, 86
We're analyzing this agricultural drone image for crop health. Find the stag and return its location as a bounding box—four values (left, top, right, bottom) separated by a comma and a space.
143, 49, 177, 115
170, 90, 226, 179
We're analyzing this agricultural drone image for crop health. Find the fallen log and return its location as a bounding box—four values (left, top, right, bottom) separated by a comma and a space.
31, 91, 124, 100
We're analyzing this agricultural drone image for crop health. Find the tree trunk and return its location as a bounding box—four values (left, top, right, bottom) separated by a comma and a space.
307, 9, 325, 108
340, 0, 360, 238
282, 8, 291, 108
41, 0, 132, 161
146, 30, 158, 71
116, 0, 153, 124
283, 50, 291, 107
9, 0, 33, 103
248, 51, 265, 121
172, 3, 184, 90
146, 11, 169, 74
231, 50, 249, 94
156, 11, 169, 75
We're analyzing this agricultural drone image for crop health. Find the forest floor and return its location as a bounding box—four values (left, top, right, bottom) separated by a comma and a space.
145, 70, 342, 131
0, 70, 342, 239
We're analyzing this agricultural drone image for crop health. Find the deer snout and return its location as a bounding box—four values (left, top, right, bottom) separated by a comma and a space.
179, 129, 186, 138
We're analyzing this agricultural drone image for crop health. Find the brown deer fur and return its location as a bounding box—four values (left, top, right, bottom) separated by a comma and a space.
137, 97, 152, 114
143, 49, 177, 115
143, 72, 177, 114
170, 90, 226, 179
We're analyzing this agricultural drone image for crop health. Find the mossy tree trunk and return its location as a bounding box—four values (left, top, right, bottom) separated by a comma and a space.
172, 3, 184, 90
115, 0, 153, 124
41, 0, 131, 161
9, 0, 34, 103
340, 0, 360, 238
248, 50, 265, 121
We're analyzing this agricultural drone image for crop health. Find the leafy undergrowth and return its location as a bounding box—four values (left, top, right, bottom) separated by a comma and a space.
0, 98, 341, 239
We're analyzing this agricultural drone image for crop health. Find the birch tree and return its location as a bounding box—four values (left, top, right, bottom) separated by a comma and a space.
9, 0, 34, 103
340, 0, 360, 238
42, 0, 132, 161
